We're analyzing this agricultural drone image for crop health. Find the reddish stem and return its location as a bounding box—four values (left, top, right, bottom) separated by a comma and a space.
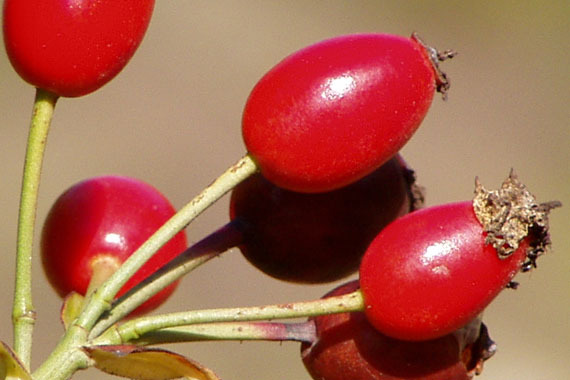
130, 320, 317, 346
90, 222, 244, 337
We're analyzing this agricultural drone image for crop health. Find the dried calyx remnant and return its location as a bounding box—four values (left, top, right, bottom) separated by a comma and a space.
411, 32, 457, 99
472, 170, 561, 272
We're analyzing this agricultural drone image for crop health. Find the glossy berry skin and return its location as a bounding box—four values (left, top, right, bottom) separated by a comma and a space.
301, 281, 493, 380
41, 176, 187, 315
359, 201, 527, 341
243, 33, 441, 193
229, 155, 418, 283
3, 0, 155, 97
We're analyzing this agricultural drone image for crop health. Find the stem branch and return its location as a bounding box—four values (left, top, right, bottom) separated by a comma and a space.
90, 222, 242, 338
127, 320, 316, 346
75, 155, 257, 332
12, 88, 58, 369
94, 290, 363, 345
31, 328, 91, 380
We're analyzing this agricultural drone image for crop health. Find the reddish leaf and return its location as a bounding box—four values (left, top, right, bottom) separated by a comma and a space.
0, 341, 32, 380
84, 345, 220, 380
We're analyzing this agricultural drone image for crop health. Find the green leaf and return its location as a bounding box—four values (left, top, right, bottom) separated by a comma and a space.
0, 342, 32, 380
60, 292, 85, 330
84, 345, 220, 380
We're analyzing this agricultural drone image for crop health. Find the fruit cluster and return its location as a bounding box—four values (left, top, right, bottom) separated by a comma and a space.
2, 3, 560, 380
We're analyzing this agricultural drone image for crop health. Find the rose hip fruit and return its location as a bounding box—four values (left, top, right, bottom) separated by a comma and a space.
242, 33, 453, 193
229, 155, 422, 283
3, 0, 155, 97
41, 175, 187, 315
301, 280, 496, 380
359, 173, 559, 341
302, 282, 492, 380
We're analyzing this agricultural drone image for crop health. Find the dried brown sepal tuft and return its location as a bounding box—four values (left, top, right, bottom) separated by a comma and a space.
472, 170, 561, 270
411, 32, 457, 99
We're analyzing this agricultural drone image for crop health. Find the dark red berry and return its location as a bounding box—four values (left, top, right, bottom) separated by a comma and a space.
301, 280, 496, 380
230, 155, 421, 283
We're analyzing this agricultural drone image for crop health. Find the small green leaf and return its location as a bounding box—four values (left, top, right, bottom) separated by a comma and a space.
60, 292, 85, 330
0, 342, 32, 380
84, 345, 220, 380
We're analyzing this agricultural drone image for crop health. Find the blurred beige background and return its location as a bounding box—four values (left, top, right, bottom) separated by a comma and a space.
1, 1, 568, 379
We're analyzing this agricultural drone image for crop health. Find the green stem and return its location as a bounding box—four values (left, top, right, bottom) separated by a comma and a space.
123, 320, 316, 346
75, 155, 257, 332
31, 326, 91, 380
93, 290, 364, 345
33, 155, 256, 380
90, 222, 242, 338
12, 88, 59, 369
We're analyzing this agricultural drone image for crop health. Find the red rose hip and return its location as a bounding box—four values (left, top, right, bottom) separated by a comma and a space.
359, 173, 559, 341
3, 0, 155, 97
41, 176, 187, 315
242, 33, 453, 192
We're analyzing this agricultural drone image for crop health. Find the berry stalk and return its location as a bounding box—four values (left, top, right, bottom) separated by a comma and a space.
91, 154, 420, 335
127, 320, 316, 346
92, 290, 364, 345
12, 88, 58, 369
90, 222, 242, 338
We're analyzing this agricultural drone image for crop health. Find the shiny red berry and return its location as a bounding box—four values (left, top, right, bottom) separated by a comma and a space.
3, 0, 155, 97
242, 33, 452, 193
41, 176, 187, 315
229, 155, 421, 283
301, 281, 496, 380
359, 174, 558, 341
